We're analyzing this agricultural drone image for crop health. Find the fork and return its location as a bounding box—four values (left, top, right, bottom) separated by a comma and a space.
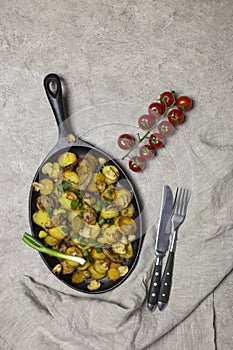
158, 188, 190, 311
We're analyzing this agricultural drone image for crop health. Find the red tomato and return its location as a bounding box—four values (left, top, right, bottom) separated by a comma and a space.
139, 145, 155, 161
160, 91, 175, 107
168, 108, 184, 125
176, 95, 192, 111
148, 102, 164, 118
158, 121, 174, 137
129, 156, 145, 172
149, 133, 165, 149
138, 114, 155, 130
118, 134, 135, 150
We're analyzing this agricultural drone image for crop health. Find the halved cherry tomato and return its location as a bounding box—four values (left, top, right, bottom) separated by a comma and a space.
168, 108, 184, 125
149, 133, 165, 149
158, 121, 174, 137
138, 114, 155, 130
148, 102, 164, 118
176, 95, 192, 111
129, 156, 145, 172
118, 134, 135, 150
160, 91, 175, 107
139, 145, 155, 161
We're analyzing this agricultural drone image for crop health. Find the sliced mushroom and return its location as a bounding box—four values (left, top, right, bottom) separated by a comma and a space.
83, 207, 97, 224
118, 265, 129, 277
76, 158, 93, 190
72, 215, 84, 234
102, 248, 122, 263
114, 188, 132, 210
87, 279, 101, 291
112, 242, 126, 255
102, 165, 120, 185
36, 195, 54, 211
52, 264, 62, 274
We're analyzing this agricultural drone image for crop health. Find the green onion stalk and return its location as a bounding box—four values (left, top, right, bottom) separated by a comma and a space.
22, 232, 86, 265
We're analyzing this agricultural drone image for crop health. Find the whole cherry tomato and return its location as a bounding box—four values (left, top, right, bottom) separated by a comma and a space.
160, 91, 175, 107
139, 145, 155, 161
129, 156, 145, 172
168, 108, 184, 125
118, 134, 135, 150
149, 133, 165, 149
176, 95, 192, 111
148, 102, 164, 118
138, 114, 155, 130
158, 121, 174, 137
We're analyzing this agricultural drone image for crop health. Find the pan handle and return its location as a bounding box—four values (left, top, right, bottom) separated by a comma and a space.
44, 73, 70, 137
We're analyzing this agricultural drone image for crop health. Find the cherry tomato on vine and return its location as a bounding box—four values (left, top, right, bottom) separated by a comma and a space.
158, 121, 174, 137
118, 134, 135, 150
168, 108, 184, 125
139, 145, 155, 161
149, 133, 165, 149
138, 114, 155, 130
129, 156, 145, 172
176, 95, 192, 111
148, 102, 164, 118
160, 91, 175, 107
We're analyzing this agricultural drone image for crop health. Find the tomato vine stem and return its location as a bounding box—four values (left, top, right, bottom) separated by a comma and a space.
121, 101, 176, 160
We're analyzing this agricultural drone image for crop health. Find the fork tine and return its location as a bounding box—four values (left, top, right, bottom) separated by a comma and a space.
175, 187, 182, 214
183, 189, 190, 214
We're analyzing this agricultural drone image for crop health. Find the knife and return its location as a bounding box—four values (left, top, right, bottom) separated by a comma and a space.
147, 185, 173, 312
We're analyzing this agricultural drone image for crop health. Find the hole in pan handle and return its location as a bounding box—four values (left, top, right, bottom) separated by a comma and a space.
44, 73, 69, 138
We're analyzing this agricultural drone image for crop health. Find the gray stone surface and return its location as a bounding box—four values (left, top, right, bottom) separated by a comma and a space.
0, 0, 233, 349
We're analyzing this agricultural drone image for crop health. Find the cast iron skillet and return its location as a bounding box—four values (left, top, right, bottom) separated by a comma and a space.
29, 73, 144, 293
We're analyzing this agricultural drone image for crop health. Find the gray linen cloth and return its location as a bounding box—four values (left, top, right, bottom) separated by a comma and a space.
1, 0, 233, 348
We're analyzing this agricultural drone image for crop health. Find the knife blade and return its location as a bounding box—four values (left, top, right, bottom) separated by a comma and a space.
147, 185, 173, 312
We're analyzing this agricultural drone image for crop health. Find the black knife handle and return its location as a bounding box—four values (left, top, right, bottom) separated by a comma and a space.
158, 251, 175, 311
147, 261, 162, 311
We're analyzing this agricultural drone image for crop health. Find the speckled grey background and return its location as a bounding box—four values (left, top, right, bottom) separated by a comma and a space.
0, 0, 233, 349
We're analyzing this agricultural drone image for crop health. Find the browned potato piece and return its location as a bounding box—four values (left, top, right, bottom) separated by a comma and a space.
88, 265, 106, 280
63, 169, 79, 184
66, 246, 83, 267
33, 209, 50, 229
58, 152, 77, 167
87, 279, 101, 291
90, 248, 106, 260
48, 226, 67, 240
107, 267, 120, 281
44, 235, 59, 247
117, 217, 137, 235
100, 205, 119, 220
101, 185, 115, 201
72, 270, 91, 284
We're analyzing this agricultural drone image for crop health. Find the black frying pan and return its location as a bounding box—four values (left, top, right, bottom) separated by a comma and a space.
29, 73, 144, 293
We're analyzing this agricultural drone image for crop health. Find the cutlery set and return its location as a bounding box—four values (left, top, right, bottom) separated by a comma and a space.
147, 185, 190, 312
